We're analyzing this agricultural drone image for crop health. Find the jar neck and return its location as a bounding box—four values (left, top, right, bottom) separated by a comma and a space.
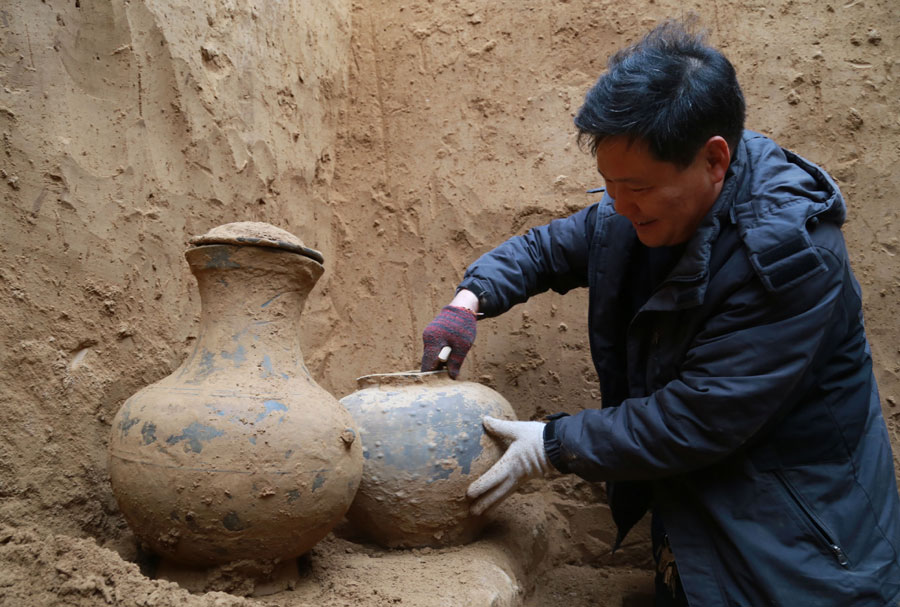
184, 244, 323, 369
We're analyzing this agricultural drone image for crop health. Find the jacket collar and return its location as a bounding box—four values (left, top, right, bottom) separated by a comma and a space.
639, 150, 742, 312
641, 131, 846, 310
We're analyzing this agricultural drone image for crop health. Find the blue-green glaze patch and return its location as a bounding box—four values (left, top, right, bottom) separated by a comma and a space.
343, 390, 488, 483
312, 471, 326, 492
286, 489, 301, 503
429, 459, 453, 481
205, 248, 241, 270
222, 511, 248, 531
260, 293, 284, 308
261, 355, 275, 378
220, 344, 246, 366
166, 422, 225, 453
255, 400, 287, 424
248, 436, 257, 445
186, 349, 218, 383
260, 355, 288, 380
140, 422, 157, 445
117, 403, 139, 437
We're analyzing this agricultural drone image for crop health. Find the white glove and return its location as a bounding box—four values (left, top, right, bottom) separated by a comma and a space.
467, 416, 554, 515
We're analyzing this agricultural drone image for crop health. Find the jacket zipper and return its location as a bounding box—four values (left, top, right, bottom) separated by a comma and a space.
774, 469, 850, 567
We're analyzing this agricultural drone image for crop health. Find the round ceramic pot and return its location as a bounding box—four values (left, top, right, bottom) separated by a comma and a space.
339, 370, 516, 548
108, 223, 363, 567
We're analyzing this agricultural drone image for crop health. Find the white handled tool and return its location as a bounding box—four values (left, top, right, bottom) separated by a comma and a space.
438, 346, 452, 362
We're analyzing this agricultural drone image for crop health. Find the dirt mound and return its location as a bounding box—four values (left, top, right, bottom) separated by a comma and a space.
0, 525, 250, 607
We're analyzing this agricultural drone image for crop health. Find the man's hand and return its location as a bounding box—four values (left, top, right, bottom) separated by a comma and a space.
467, 416, 553, 515
420, 305, 477, 379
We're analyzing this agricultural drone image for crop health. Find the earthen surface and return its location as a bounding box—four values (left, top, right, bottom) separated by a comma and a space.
1, 0, 898, 605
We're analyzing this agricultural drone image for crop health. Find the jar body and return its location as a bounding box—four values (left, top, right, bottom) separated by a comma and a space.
340, 371, 516, 548
108, 244, 362, 566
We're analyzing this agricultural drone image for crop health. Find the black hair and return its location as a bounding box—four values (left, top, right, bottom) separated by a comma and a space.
574, 19, 746, 167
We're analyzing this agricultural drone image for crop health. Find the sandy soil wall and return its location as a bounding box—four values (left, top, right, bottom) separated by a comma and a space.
1, 0, 898, 603
0, 0, 351, 539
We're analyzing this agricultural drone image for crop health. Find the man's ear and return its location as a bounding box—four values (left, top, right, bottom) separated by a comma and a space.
704, 136, 731, 184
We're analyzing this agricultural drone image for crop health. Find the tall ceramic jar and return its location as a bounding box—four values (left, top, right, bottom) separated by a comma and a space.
108, 222, 362, 567
340, 370, 516, 548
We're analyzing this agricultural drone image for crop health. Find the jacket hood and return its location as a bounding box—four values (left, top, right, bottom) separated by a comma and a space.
727, 131, 846, 293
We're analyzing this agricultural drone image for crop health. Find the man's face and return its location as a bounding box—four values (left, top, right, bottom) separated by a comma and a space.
595, 136, 726, 247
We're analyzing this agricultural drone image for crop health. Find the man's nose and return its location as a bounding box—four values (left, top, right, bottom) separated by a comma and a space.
612, 190, 633, 216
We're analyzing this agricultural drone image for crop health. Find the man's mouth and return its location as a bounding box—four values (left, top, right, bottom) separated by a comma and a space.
635, 219, 655, 226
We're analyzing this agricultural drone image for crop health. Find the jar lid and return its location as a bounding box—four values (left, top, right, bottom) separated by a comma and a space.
189, 222, 324, 264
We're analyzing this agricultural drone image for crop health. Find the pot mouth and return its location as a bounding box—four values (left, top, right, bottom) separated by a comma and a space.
189, 222, 324, 264
355, 369, 450, 386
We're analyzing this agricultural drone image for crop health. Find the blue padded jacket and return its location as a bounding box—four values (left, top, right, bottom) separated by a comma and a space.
458, 131, 900, 606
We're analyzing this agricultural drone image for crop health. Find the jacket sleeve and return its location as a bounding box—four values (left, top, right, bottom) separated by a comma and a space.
457, 204, 597, 317
545, 240, 850, 481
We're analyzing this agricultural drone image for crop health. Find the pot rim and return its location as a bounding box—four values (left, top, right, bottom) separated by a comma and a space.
354, 369, 450, 385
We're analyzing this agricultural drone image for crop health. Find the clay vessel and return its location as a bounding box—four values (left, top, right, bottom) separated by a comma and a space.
108, 222, 363, 567
339, 370, 516, 548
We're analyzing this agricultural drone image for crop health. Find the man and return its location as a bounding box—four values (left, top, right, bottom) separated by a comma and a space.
420, 20, 900, 607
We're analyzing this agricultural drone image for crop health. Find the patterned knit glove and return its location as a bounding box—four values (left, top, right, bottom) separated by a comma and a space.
420, 305, 477, 379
